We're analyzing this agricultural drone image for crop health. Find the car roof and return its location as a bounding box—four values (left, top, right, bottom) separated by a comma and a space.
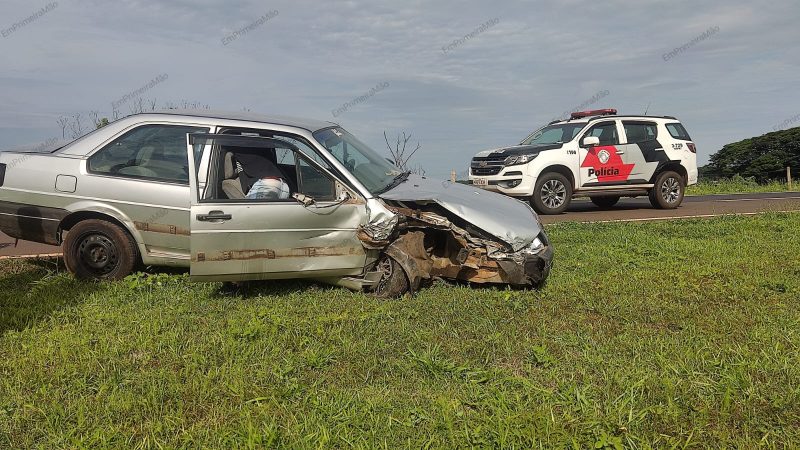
55, 109, 339, 157
145, 109, 338, 132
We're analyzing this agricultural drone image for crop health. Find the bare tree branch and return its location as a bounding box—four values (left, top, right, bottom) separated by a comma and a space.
56, 116, 69, 139
384, 130, 423, 173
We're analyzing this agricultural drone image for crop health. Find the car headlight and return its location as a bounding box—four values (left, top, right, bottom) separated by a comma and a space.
503, 153, 537, 166
524, 237, 545, 255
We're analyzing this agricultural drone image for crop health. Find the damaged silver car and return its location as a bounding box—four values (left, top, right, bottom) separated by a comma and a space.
0, 111, 552, 296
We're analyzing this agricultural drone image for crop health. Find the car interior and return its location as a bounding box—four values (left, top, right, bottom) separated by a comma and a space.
219, 146, 298, 199
199, 129, 337, 202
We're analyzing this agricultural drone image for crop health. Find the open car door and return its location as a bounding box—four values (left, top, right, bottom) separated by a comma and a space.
186, 133, 368, 282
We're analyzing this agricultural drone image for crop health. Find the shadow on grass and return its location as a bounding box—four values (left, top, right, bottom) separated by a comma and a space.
207, 278, 346, 299
137, 264, 334, 298
0, 258, 100, 335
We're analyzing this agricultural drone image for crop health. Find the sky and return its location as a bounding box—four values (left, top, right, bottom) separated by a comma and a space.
1, 0, 798, 178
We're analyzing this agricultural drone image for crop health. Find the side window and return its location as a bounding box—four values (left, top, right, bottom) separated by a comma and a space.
212, 140, 336, 202
88, 125, 208, 183
623, 122, 658, 144
273, 135, 332, 170
585, 122, 619, 146
297, 157, 336, 200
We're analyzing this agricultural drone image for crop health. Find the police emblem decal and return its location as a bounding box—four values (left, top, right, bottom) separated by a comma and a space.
597, 149, 611, 164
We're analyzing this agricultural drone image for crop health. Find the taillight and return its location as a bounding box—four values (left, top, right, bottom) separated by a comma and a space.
687, 143, 696, 153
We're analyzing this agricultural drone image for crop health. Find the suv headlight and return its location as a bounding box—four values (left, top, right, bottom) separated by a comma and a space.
503, 154, 537, 166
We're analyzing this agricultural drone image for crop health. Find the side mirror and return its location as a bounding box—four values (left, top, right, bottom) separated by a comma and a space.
292, 193, 315, 207
581, 136, 600, 147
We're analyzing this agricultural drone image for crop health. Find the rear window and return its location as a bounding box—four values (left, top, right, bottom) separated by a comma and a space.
665, 123, 692, 141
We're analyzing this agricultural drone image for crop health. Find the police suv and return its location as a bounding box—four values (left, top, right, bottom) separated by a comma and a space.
469, 109, 698, 214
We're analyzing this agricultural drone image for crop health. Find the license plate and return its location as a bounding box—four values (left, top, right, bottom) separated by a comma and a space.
473, 178, 488, 186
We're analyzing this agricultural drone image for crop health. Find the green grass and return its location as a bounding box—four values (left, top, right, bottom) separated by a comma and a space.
687, 176, 793, 196
2, 213, 800, 448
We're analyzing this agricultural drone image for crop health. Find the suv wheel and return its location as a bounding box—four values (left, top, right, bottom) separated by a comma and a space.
590, 196, 620, 209
649, 171, 685, 209
63, 219, 139, 280
532, 172, 572, 215
373, 254, 410, 298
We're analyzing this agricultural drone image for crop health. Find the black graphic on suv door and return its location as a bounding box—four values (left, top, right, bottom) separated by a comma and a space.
619, 121, 673, 183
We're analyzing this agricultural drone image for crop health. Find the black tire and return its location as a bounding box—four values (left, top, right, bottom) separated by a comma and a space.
373, 255, 410, 298
531, 172, 572, 215
590, 196, 620, 209
63, 219, 139, 281
649, 171, 685, 209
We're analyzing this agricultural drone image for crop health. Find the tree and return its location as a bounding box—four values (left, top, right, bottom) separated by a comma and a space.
384, 131, 424, 175
701, 127, 800, 181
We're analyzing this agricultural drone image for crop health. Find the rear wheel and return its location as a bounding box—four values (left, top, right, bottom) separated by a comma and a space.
649, 171, 685, 209
532, 172, 572, 215
372, 255, 410, 298
590, 196, 620, 209
63, 219, 139, 281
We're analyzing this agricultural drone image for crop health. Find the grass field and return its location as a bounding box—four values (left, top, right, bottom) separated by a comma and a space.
1, 213, 799, 448
687, 177, 793, 196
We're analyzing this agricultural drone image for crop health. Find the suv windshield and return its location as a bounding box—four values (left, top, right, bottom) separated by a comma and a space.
521, 123, 586, 145
313, 127, 403, 195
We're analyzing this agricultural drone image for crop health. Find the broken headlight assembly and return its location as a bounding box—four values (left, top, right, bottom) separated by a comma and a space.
489, 235, 546, 261
521, 236, 545, 256
503, 153, 537, 166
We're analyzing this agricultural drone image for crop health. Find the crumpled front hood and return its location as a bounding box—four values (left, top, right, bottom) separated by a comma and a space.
379, 174, 542, 251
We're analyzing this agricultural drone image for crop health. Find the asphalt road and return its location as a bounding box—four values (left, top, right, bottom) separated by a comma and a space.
540, 191, 800, 224
1, 192, 799, 258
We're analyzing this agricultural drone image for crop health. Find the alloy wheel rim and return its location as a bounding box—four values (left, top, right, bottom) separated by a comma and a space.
541, 180, 566, 209
661, 177, 681, 203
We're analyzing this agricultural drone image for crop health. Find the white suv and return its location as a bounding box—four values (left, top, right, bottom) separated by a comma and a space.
469, 109, 698, 214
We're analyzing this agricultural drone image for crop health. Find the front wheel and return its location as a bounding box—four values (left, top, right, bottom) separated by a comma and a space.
531, 172, 572, 215
372, 255, 410, 298
63, 219, 139, 280
649, 171, 685, 209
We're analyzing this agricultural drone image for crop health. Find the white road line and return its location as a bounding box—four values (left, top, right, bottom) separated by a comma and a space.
715, 196, 800, 202
564, 210, 799, 224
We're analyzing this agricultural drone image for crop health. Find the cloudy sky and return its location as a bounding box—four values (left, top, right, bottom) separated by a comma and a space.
1, 0, 798, 177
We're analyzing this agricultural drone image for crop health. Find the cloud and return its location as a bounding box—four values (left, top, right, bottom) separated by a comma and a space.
1, 0, 799, 175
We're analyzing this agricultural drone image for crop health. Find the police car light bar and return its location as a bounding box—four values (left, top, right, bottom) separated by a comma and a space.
570, 109, 617, 119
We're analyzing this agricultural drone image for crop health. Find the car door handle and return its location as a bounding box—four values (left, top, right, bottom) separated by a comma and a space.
196, 210, 232, 222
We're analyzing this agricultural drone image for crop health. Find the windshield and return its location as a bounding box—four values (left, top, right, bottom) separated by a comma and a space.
313, 127, 402, 194
521, 123, 586, 145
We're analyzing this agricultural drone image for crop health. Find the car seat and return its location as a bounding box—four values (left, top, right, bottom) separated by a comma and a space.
221, 151, 246, 199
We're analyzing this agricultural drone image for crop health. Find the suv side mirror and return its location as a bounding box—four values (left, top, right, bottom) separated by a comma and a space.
581, 136, 600, 147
